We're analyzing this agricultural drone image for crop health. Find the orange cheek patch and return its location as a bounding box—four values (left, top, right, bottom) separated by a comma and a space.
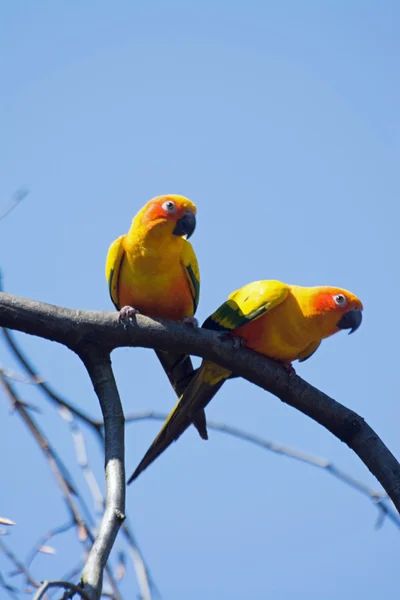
313, 292, 335, 313
142, 201, 184, 228
143, 203, 166, 225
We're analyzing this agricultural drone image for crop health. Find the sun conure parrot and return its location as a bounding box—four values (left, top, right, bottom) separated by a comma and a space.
128, 279, 363, 482
105, 194, 207, 439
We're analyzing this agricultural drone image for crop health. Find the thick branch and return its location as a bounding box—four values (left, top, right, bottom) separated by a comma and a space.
78, 345, 125, 600
0, 291, 399, 515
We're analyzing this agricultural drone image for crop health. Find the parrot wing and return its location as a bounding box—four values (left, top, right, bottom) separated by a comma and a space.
296, 340, 321, 362
203, 279, 289, 332
105, 235, 126, 309
181, 239, 200, 313
128, 280, 289, 483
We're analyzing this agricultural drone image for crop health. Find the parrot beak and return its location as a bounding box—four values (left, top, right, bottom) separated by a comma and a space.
336, 308, 363, 334
172, 210, 196, 239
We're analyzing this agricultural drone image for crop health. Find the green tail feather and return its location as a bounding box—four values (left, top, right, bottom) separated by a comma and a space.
155, 350, 208, 439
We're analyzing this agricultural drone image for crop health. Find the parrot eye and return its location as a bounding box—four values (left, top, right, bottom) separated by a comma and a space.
333, 294, 347, 307
162, 200, 177, 214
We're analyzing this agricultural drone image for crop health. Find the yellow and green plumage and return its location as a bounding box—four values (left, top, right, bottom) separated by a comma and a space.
105, 194, 207, 439
129, 279, 363, 482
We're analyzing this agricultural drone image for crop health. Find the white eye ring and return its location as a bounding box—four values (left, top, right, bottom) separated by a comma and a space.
162, 200, 177, 214
333, 293, 347, 307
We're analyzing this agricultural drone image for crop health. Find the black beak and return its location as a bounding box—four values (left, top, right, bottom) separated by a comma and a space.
336, 308, 363, 334
172, 210, 196, 239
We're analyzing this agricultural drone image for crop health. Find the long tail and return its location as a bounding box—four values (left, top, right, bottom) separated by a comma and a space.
154, 350, 208, 439
127, 361, 228, 483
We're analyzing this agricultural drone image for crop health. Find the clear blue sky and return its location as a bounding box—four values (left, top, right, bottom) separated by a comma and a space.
1, 2, 399, 598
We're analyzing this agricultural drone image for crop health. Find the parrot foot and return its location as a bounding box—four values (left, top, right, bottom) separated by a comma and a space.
219, 332, 246, 350
281, 363, 296, 378
231, 335, 246, 350
119, 305, 140, 328
182, 316, 199, 328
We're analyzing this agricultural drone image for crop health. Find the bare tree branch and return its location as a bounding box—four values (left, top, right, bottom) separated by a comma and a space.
0, 188, 29, 223
25, 521, 74, 569
0, 363, 42, 385
0, 291, 399, 515
65, 406, 154, 599
58, 563, 85, 596
0, 373, 122, 600
33, 580, 92, 600
1, 325, 156, 599
119, 526, 155, 600
1, 327, 102, 438
1, 372, 80, 503
0, 538, 39, 591
59, 405, 154, 600
78, 346, 125, 600
0, 571, 20, 600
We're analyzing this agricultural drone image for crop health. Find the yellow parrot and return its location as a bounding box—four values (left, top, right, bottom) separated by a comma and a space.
105, 194, 207, 439
128, 279, 363, 482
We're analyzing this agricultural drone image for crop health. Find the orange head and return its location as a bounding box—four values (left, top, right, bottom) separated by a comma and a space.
134, 194, 197, 240
309, 287, 363, 338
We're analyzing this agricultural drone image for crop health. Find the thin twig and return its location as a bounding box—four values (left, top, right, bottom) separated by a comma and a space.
0, 363, 43, 385
0, 372, 80, 500
0, 538, 39, 590
25, 521, 75, 569
0, 188, 29, 223
56, 563, 85, 597
0, 571, 20, 600
119, 525, 155, 600
33, 580, 91, 600
63, 407, 105, 514
1, 327, 103, 438
0, 372, 90, 535
122, 411, 400, 529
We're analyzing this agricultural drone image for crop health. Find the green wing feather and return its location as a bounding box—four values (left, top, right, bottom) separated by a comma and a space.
181, 239, 200, 313
297, 340, 321, 362
154, 350, 207, 439
203, 280, 289, 332
105, 235, 126, 310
